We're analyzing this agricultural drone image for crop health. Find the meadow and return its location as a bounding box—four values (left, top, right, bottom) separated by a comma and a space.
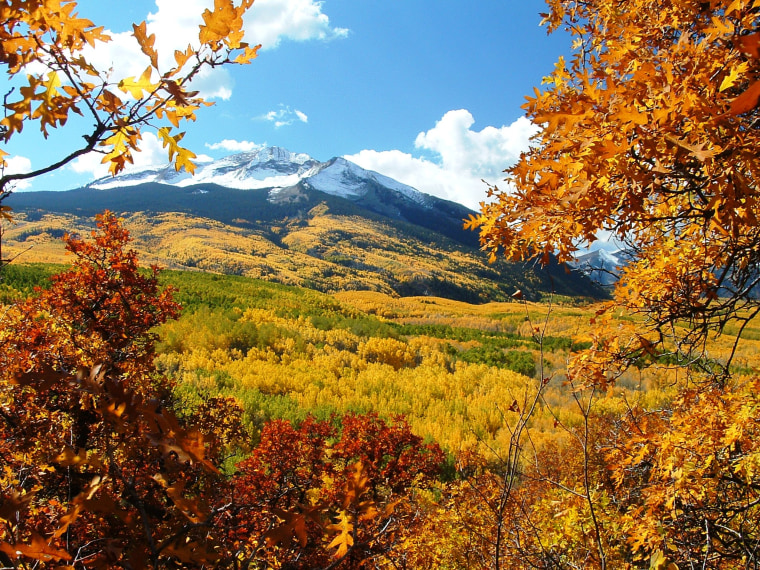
7, 262, 757, 461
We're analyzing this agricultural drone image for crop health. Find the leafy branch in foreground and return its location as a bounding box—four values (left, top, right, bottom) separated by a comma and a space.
467, 0, 760, 379
0, 0, 259, 200
464, 1, 760, 567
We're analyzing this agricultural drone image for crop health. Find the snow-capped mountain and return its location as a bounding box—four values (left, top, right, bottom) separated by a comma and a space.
569, 248, 631, 287
89, 146, 427, 205
90, 147, 321, 190
81, 145, 477, 247
8, 144, 607, 301
293, 157, 427, 205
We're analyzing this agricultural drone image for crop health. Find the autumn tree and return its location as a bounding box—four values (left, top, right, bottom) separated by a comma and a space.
223, 412, 445, 568
466, 0, 760, 567
0, 0, 259, 202
0, 211, 235, 568
469, 0, 760, 375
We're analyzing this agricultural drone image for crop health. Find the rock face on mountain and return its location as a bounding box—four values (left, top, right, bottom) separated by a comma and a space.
6, 147, 606, 302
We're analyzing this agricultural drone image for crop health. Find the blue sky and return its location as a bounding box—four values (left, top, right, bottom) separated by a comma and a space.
3, 0, 571, 210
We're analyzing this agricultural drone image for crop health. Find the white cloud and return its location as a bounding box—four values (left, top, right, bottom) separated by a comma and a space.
246, 0, 349, 50
206, 139, 266, 152
345, 110, 538, 210
71, 131, 169, 179
80, 0, 346, 100
2, 155, 33, 190
260, 105, 309, 128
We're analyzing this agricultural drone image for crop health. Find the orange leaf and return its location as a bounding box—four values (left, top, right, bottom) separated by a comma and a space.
199, 0, 240, 47
133, 21, 159, 69
174, 45, 195, 70
730, 80, 760, 115
0, 533, 71, 563
738, 32, 760, 58
327, 511, 354, 559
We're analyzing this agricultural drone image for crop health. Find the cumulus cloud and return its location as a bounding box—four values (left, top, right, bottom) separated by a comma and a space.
81, 0, 346, 100
345, 110, 538, 211
206, 139, 266, 152
71, 131, 169, 179
246, 0, 349, 50
259, 105, 309, 128
2, 155, 33, 190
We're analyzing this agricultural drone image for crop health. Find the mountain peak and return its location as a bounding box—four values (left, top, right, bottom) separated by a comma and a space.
87, 145, 432, 209
87, 146, 322, 191
225, 146, 315, 166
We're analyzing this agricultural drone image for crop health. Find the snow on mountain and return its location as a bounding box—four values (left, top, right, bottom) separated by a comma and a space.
281, 156, 428, 205
87, 146, 427, 203
569, 248, 629, 287
89, 147, 321, 191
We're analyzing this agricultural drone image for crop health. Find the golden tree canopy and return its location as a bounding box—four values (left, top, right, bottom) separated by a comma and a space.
468, 0, 760, 374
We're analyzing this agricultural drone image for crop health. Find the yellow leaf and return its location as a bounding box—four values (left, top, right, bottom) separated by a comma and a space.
327, 511, 354, 559
118, 67, 156, 99
719, 67, 742, 92
43, 71, 62, 106
158, 127, 197, 174
234, 43, 261, 64
100, 128, 138, 175
725, 0, 744, 15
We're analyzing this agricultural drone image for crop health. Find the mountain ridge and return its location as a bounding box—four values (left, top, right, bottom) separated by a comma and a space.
5, 146, 606, 302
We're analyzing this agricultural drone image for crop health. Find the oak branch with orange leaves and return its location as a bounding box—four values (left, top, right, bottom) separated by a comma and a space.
467, 0, 760, 380
0, 0, 259, 205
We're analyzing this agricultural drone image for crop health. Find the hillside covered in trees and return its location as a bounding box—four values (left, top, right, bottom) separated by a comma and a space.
3, 181, 604, 302
2, 0, 760, 568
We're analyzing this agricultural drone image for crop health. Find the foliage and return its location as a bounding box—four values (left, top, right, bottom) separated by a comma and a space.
0, 262, 60, 302
0, 0, 258, 199
0, 211, 221, 567
1, 216, 759, 567
464, 0, 760, 567
468, 0, 760, 377
604, 379, 760, 566
0, 212, 455, 569
9, 0, 760, 567
223, 412, 444, 567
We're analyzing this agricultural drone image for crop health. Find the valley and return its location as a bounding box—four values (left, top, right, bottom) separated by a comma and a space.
4, 261, 757, 462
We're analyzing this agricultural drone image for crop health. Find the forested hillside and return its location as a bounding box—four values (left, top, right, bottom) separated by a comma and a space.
2, 186, 603, 302
2, 0, 760, 568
